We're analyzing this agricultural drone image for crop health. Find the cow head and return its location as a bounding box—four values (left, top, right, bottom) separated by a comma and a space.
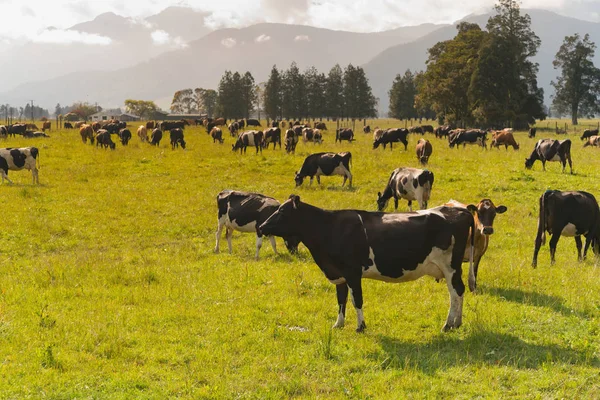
416, 170, 434, 209
294, 171, 305, 187
376, 191, 389, 211
466, 199, 507, 235
179, 139, 186, 149
283, 236, 300, 254
372, 138, 382, 149
260, 195, 302, 238
524, 157, 535, 169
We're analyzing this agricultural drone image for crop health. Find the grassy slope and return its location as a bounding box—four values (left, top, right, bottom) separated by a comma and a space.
0, 120, 600, 398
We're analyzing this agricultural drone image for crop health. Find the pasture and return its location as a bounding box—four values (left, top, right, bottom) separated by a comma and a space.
1, 119, 600, 398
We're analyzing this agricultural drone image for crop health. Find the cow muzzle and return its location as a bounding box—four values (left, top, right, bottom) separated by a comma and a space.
482, 226, 494, 235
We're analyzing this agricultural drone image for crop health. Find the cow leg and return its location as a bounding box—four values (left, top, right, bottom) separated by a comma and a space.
549, 233, 560, 265
442, 262, 465, 331
32, 168, 39, 184
542, 160, 546, 171
347, 278, 366, 332
316, 175, 321, 185
226, 227, 234, 254
567, 155, 573, 174
214, 220, 225, 253
575, 235, 583, 262
0, 170, 12, 184
333, 283, 348, 329
255, 235, 263, 260
407, 200, 413, 212
269, 236, 277, 255
389, 142, 393, 151
394, 198, 399, 210
468, 254, 481, 293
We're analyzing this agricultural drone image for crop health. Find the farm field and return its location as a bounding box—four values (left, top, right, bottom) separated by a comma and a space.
1, 119, 600, 398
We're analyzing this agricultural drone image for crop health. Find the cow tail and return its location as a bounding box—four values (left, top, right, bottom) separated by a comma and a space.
468, 210, 475, 291
538, 191, 549, 246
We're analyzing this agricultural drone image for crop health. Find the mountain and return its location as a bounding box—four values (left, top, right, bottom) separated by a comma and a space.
363, 9, 600, 114
0, 22, 446, 109
0, 8, 213, 93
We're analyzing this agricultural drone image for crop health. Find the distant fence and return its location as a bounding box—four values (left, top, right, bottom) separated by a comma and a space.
535, 121, 600, 133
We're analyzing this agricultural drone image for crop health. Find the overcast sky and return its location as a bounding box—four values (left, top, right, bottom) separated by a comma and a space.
0, 0, 598, 46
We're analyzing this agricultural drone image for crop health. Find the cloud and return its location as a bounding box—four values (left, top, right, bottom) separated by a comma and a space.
221, 37, 237, 48
255, 34, 271, 43
294, 35, 310, 42
151, 29, 170, 44
32, 29, 112, 45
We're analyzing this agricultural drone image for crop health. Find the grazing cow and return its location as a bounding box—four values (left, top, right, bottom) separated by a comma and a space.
8, 124, 26, 137
233, 130, 263, 154
314, 122, 327, 130
96, 129, 116, 150
104, 123, 120, 135
202, 118, 213, 127
421, 125, 434, 134
581, 129, 599, 141
262, 127, 281, 149
212, 118, 226, 127
445, 199, 507, 292
372, 128, 384, 142
373, 128, 408, 150
80, 124, 95, 144
150, 129, 162, 146
228, 122, 239, 137
449, 129, 487, 149
271, 120, 279, 128
302, 127, 315, 143
236, 119, 245, 129
416, 139, 432, 165
490, 130, 519, 150
214, 190, 299, 260
285, 129, 298, 154
313, 129, 323, 144
23, 131, 50, 138
409, 126, 423, 134
64, 122, 73, 129
525, 139, 572, 173
363, 125, 371, 134
377, 167, 434, 212
435, 125, 452, 138
146, 121, 156, 129
74, 121, 85, 129
0, 147, 40, 184
532, 190, 600, 267
137, 126, 148, 142
119, 128, 131, 145
170, 128, 186, 149
528, 127, 537, 138
91, 122, 101, 132
210, 127, 224, 144
259, 195, 475, 332
583, 136, 600, 147
195, 119, 204, 126
41, 121, 51, 132
0, 126, 7, 139
295, 152, 352, 187
335, 128, 354, 143
160, 121, 184, 131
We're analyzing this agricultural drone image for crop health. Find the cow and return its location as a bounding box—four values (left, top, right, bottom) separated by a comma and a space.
8, 124, 26, 137
23, 131, 50, 138
228, 122, 239, 137
372, 128, 384, 142
490, 130, 519, 150
0, 126, 7, 139
409, 126, 423, 134
0, 147, 40, 184
64, 122, 73, 129
377, 167, 434, 212
293, 124, 307, 138
245, 119, 261, 127
80, 124, 95, 144
416, 139, 432, 165
581, 129, 599, 141
213, 118, 226, 127
118, 128, 132, 145
449, 129, 487, 149
137, 125, 148, 142
91, 122, 102, 132
74, 121, 85, 129
435, 125, 451, 138
583, 136, 600, 147
373, 128, 408, 150
314, 122, 327, 130
445, 199, 507, 292
96, 129, 116, 150
284, 129, 298, 154
259, 195, 475, 332
170, 128, 186, 150
447, 129, 463, 145
262, 127, 281, 149
160, 121, 185, 131
210, 127, 224, 144
40, 121, 51, 132
528, 127, 537, 138
421, 125, 434, 134
104, 123, 120, 135
525, 139, 573, 173
363, 125, 371, 134
313, 129, 323, 144
195, 119, 204, 126
150, 129, 162, 146
295, 152, 352, 187
233, 130, 263, 154
214, 190, 300, 260
146, 121, 155, 129
335, 128, 354, 143
271, 120, 279, 128
532, 190, 600, 268
26, 124, 39, 130
202, 118, 213, 127
236, 119, 244, 129
302, 127, 315, 143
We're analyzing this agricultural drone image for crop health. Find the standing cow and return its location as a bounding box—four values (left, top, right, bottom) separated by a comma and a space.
373, 128, 408, 150
295, 152, 352, 187
80, 124, 95, 144
262, 127, 281, 149
232, 131, 263, 154
335, 128, 354, 143
210, 127, 224, 144
96, 129, 116, 150
170, 128, 186, 149
525, 139, 572, 173
416, 138, 432, 165
137, 125, 148, 142
284, 129, 298, 154
118, 128, 132, 145
0, 147, 40, 184
490, 130, 519, 150
377, 167, 434, 211
151, 128, 163, 146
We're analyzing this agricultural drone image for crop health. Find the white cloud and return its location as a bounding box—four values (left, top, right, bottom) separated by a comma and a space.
294, 35, 310, 42
32, 29, 112, 45
255, 34, 271, 43
151, 29, 170, 45
221, 37, 237, 48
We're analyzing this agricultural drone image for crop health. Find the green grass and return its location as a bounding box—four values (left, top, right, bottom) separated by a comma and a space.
1, 119, 600, 398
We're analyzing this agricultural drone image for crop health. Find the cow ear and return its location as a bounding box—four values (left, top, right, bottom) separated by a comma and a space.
467, 204, 478, 214
289, 195, 300, 209
496, 205, 507, 214
377, 191, 382, 199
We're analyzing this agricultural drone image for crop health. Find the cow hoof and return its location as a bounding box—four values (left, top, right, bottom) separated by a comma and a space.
332, 322, 344, 329
442, 323, 456, 332
214, 249, 219, 254
356, 322, 366, 333
469, 283, 477, 293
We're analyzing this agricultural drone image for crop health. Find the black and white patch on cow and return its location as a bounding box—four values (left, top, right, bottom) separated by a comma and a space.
377, 167, 434, 211
295, 152, 352, 187
259, 195, 474, 332
0, 147, 40, 184
214, 190, 299, 259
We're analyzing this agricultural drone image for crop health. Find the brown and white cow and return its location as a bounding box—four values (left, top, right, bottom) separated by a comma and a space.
490, 130, 519, 150
80, 124, 95, 144
41, 121, 51, 132
210, 127, 224, 144
583, 135, 600, 148
445, 199, 507, 292
416, 138, 432, 165
137, 125, 148, 142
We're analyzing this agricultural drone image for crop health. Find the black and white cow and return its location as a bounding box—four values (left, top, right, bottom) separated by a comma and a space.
532, 190, 600, 267
284, 129, 298, 154
118, 128, 132, 145
377, 167, 434, 212
0, 147, 39, 184
525, 139, 572, 173
449, 129, 487, 149
262, 127, 281, 149
232, 130, 263, 154
373, 128, 409, 150
335, 128, 354, 143
214, 190, 299, 259
295, 152, 352, 187
151, 128, 163, 146
581, 129, 599, 141
96, 129, 116, 150
170, 128, 186, 150
259, 195, 475, 332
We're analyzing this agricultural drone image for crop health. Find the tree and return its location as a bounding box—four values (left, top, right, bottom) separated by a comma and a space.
281, 62, 306, 119
240, 71, 257, 119
304, 66, 327, 120
264, 65, 283, 120
195, 88, 218, 117
124, 99, 159, 119
325, 64, 344, 118
551, 34, 600, 124
170, 88, 196, 113
54, 103, 62, 117
68, 102, 98, 120
342, 64, 377, 119
388, 70, 417, 120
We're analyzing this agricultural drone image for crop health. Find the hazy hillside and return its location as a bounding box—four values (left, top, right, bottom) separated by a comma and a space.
0, 22, 445, 109
364, 9, 600, 115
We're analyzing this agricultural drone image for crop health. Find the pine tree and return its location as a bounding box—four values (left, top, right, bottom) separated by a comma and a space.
388, 70, 417, 120
325, 64, 344, 119
304, 66, 327, 120
264, 65, 282, 120
281, 62, 305, 119
216, 71, 234, 119
240, 72, 257, 119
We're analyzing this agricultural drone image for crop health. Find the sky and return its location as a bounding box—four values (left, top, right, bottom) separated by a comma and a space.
0, 0, 598, 48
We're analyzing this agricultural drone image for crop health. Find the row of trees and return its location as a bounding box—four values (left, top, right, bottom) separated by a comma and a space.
170, 88, 218, 116
388, 0, 600, 126
1, 104, 49, 121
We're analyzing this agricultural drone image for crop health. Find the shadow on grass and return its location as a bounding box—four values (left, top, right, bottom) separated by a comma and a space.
483, 285, 594, 319
374, 330, 598, 374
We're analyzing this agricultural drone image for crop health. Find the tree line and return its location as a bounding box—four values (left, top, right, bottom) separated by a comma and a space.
388, 0, 600, 127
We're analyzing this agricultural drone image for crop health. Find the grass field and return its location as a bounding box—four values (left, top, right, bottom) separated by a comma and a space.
1, 119, 600, 398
